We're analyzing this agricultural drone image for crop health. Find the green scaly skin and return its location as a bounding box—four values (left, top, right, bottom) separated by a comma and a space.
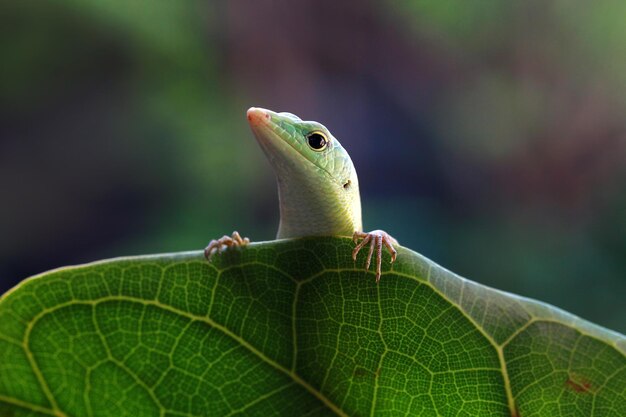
205, 107, 398, 282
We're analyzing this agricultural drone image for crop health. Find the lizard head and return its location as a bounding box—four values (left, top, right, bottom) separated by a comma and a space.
246, 107, 362, 238
247, 107, 358, 193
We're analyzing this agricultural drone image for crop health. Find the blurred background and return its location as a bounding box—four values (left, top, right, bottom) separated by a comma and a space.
1, 0, 625, 332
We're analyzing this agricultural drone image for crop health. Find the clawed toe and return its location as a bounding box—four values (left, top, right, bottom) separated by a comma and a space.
352, 230, 398, 283
204, 231, 250, 261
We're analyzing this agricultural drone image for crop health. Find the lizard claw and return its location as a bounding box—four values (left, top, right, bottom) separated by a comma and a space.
204, 231, 250, 261
352, 230, 398, 283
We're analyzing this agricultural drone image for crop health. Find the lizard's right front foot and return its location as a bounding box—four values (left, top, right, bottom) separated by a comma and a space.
204, 231, 250, 261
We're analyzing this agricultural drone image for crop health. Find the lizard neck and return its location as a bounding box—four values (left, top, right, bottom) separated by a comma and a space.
275, 171, 362, 239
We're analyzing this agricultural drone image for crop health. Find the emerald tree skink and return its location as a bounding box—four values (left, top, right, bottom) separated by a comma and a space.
205, 107, 398, 282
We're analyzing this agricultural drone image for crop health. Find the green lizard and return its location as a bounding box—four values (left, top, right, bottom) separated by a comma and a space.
205, 107, 398, 282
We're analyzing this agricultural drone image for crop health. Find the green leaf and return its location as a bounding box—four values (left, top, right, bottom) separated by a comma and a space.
1, 237, 624, 416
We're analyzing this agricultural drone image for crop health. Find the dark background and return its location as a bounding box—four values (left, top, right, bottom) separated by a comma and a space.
1, 1, 625, 333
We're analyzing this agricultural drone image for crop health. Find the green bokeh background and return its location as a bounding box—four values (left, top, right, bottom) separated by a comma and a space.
1, 1, 625, 333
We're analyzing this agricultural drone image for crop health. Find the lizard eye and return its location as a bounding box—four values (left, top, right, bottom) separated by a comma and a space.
306, 131, 328, 151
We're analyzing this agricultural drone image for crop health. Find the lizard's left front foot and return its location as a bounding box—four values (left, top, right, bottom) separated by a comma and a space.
204, 231, 250, 261
352, 230, 398, 283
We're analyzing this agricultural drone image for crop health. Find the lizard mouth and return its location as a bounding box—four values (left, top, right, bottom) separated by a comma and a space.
247, 107, 286, 153
247, 108, 306, 171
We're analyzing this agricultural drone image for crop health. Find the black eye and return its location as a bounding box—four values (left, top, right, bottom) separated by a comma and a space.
306, 132, 328, 151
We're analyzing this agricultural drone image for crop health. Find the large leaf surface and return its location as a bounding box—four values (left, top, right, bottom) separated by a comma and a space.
0, 237, 624, 416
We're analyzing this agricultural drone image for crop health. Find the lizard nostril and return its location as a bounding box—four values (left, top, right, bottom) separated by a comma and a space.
247, 108, 270, 125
